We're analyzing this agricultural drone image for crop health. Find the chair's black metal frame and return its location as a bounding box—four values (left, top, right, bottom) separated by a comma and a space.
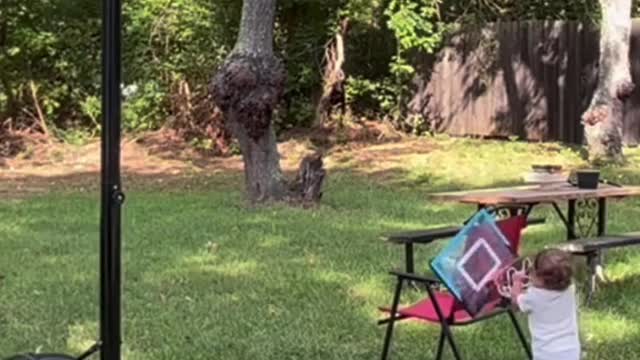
379, 271, 532, 360
380, 206, 534, 359
2, 1, 124, 359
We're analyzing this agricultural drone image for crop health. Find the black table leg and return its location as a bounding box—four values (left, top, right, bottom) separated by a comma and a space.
568, 199, 577, 240
404, 243, 422, 290
551, 201, 576, 239
404, 243, 415, 274
597, 198, 607, 236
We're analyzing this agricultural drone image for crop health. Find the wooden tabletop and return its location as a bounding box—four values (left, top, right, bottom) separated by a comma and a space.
429, 183, 640, 205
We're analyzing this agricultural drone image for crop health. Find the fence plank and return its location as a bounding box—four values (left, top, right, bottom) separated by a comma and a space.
417, 20, 640, 145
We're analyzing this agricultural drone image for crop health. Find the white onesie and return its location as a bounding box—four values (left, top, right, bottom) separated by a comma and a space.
517, 284, 581, 360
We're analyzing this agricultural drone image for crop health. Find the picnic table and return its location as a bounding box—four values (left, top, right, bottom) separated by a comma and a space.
430, 182, 640, 303
430, 182, 640, 240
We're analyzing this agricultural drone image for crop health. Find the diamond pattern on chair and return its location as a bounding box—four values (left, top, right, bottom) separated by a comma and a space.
430, 209, 517, 316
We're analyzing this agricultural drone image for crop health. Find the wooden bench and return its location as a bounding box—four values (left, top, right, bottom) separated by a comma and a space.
384, 217, 546, 274
550, 232, 640, 304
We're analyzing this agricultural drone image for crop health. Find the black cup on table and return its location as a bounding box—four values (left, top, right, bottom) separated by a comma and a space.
576, 170, 600, 189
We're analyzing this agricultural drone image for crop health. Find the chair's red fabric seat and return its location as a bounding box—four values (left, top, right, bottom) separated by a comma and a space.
397, 292, 471, 323
396, 292, 504, 324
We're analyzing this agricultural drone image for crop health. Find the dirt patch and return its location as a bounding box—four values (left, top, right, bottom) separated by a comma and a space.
0, 125, 436, 198
0, 133, 244, 198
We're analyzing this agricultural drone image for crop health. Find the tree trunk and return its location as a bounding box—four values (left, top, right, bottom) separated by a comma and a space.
315, 19, 349, 125
211, 0, 287, 203
582, 0, 634, 163
211, 0, 325, 204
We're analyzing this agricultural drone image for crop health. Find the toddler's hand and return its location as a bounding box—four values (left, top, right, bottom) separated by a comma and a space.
512, 273, 529, 285
510, 272, 529, 296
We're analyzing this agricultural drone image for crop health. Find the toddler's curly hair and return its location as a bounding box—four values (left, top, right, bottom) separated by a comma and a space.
533, 248, 573, 291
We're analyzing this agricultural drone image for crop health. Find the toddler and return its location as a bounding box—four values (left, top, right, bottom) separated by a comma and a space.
511, 248, 581, 360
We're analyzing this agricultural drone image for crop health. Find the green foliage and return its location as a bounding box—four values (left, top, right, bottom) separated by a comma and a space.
274, 0, 343, 128
375, 0, 445, 130
0, 0, 101, 129
0, 0, 622, 142
386, 0, 443, 55
0, 0, 235, 135
54, 127, 94, 146
345, 76, 396, 117
121, 0, 236, 131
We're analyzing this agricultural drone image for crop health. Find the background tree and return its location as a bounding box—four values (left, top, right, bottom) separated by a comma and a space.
582, 0, 635, 163
211, 0, 325, 204
3, 0, 639, 157
315, 18, 349, 125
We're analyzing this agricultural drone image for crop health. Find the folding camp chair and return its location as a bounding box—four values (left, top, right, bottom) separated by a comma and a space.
378, 214, 532, 360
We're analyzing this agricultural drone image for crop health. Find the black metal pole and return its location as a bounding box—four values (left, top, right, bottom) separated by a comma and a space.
101, 0, 124, 360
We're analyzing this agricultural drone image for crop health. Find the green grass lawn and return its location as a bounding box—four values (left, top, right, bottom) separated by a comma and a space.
2, 138, 640, 359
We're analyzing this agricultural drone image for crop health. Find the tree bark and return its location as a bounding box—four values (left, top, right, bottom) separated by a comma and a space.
211, 0, 325, 204
315, 19, 349, 125
211, 0, 286, 203
582, 0, 634, 163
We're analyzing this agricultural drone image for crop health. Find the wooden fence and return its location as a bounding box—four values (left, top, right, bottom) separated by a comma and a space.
411, 20, 640, 145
